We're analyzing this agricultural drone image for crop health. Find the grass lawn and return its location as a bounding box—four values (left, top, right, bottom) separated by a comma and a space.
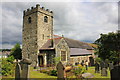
86, 67, 110, 78
2, 67, 57, 79
2, 66, 110, 79
29, 67, 57, 78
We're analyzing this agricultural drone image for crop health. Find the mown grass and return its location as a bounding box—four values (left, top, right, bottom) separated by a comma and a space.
86, 67, 110, 78
2, 66, 110, 79
29, 67, 57, 78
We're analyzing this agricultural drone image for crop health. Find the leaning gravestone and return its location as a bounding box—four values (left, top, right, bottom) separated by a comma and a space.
20, 58, 32, 80
15, 61, 21, 80
56, 61, 65, 80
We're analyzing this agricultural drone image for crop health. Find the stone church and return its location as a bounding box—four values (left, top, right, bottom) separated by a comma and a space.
22, 4, 96, 67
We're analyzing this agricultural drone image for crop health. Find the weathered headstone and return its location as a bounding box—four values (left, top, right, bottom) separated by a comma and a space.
20, 58, 32, 80
56, 61, 65, 80
110, 61, 120, 80
15, 62, 21, 80
109, 62, 114, 71
110, 65, 120, 80
101, 68, 107, 76
95, 62, 100, 73
100, 61, 105, 70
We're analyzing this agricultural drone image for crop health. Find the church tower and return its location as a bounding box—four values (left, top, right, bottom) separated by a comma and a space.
22, 4, 53, 66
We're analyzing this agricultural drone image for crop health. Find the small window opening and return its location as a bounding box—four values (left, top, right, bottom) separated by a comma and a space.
42, 34, 44, 40
44, 16, 48, 23
28, 17, 31, 23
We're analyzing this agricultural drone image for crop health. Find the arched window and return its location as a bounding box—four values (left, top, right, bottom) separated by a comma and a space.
44, 16, 48, 23
28, 17, 31, 23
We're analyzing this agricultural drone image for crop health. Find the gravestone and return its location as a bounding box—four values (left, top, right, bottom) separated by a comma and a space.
95, 62, 100, 73
101, 68, 107, 76
100, 61, 105, 70
56, 61, 65, 80
20, 58, 32, 80
109, 62, 114, 71
15, 62, 21, 80
110, 62, 120, 80
110, 65, 120, 80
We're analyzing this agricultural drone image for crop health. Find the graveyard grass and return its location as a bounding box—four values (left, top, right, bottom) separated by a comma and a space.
29, 67, 57, 78
87, 67, 110, 78
2, 67, 110, 78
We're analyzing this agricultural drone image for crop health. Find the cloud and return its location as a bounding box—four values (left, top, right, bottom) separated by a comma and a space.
1, 2, 118, 49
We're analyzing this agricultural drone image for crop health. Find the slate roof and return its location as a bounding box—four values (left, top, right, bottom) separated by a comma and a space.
40, 37, 62, 50
40, 35, 94, 50
70, 48, 92, 56
64, 38, 93, 49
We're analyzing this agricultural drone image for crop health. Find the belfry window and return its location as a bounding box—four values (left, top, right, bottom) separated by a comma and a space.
28, 17, 31, 23
44, 16, 48, 23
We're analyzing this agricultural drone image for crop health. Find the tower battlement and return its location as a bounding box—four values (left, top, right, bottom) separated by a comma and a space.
23, 4, 53, 17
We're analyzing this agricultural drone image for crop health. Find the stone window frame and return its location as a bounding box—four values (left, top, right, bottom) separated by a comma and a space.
44, 16, 48, 23
61, 51, 67, 61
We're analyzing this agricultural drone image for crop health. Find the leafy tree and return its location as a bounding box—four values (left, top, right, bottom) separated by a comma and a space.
95, 32, 120, 62
10, 43, 22, 60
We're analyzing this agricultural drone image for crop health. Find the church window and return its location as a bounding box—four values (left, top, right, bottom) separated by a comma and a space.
28, 17, 31, 23
44, 16, 48, 23
42, 34, 44, 39
61, 51, 66, 61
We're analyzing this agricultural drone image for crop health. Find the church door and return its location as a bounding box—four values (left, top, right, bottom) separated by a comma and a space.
38, 56, 44, 67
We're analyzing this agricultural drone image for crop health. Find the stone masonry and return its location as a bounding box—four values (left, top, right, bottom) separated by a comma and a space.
22, 4, 53, 66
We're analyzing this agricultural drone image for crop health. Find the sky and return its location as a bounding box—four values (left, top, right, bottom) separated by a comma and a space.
0, 0, 119, 49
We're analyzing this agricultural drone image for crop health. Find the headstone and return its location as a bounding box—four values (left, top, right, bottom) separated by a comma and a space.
20, 58, 32, 80
95, 62, 100, 73
100, 61, 105, 70
56, 61, 65, 80
109, 62, 114, 71
110, 65, 120, 80
101, 68, 107, 76
15, 62, 21, 80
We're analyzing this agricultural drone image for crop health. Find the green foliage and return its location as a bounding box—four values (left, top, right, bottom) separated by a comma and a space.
10, 43, 22, 60
95, 32, 120, 62
0, 58, 15, 76
95, 57, 101, 63
73, 67, 86, 76
53, 57, 61, 65
6, 56, 15, 63
49, 70, 57, 76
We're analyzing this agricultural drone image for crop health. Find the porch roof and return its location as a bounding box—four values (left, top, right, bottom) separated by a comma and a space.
70, 48, 92, 56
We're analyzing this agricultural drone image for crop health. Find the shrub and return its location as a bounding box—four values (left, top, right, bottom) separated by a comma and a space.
0, 58, 15, 76
49, 70, 57, 76
73, 66, 86, 77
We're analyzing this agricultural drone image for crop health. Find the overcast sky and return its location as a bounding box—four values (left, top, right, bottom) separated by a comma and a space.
1, 0, 119, 49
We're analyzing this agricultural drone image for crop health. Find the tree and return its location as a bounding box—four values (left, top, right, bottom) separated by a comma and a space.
95, 32, 120, 62
10, 43, 22, 60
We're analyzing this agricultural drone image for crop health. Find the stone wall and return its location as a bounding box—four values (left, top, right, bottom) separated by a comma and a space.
55, 38, 70, 64
22, 4, 53, 66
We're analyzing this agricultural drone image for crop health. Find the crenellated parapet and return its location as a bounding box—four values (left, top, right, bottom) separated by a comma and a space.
23, 4, 53, 17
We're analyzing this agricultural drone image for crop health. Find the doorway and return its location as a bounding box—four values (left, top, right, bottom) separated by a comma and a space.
38, 56, 44, 67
